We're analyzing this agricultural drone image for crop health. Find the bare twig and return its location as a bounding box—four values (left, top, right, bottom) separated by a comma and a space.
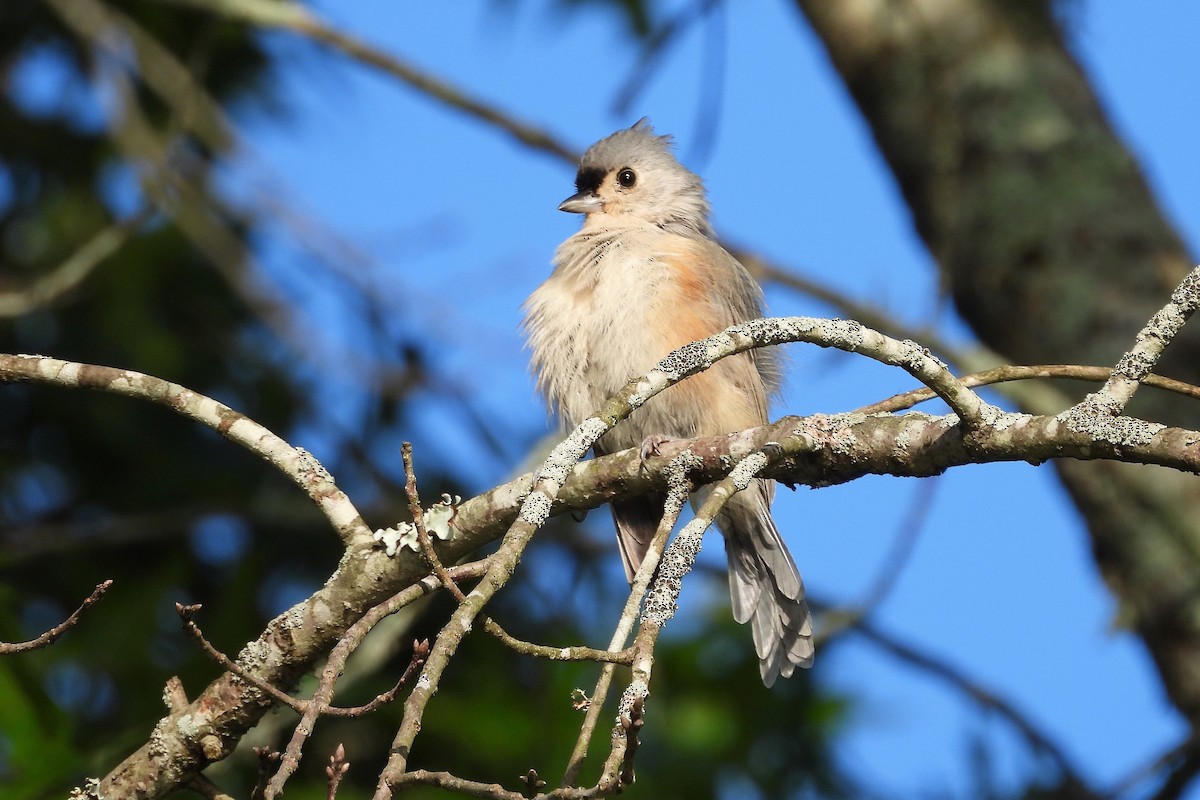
335, 643, 429, 717
594, 438, 813, 788
0, 580, 113, 655
185, 774, 236, 800
618, 697, 645, 786
392, 768, 638, 799
326, 744, 350, 800
561, 453, 697, 787
267, 628, 429, 800
390, 770, 530, 799
858, 364, 1200, 415
404, 442, 631, 665
251, 747, 281, 800
0, 210, 153, 318
176, 602, 304, 711
160, 0, 578, 162
180, 601, 428, 722
403, 442, 469, 604
259, 558, 476, 798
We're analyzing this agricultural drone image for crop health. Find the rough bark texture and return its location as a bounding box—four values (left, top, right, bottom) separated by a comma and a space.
796, 0, 1200, 724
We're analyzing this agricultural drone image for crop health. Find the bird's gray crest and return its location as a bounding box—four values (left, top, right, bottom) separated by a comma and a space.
573, 118, 710, 230
579, 117, 677, 173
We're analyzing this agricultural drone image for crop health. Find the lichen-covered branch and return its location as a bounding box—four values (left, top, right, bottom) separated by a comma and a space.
13, 292, 1199, 797
1079, 265, 1200, 415
0, 354, 368, 546
562, 453, 698, 788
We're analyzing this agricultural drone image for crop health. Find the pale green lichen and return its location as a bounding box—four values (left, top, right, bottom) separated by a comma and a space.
373, 493, 460, 556
68, 778, 102, 799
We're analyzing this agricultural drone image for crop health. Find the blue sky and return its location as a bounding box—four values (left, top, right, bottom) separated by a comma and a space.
200, 1, 1200, 796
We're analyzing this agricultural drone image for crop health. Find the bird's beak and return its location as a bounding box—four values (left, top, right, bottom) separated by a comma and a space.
558, 191, 603, 214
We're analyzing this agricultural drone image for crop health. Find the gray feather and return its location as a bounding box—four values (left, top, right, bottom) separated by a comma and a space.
719, 481, 814, 687
609, 493, 665, 582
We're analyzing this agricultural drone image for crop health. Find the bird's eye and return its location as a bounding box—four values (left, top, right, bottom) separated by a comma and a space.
617, 168, 637, 188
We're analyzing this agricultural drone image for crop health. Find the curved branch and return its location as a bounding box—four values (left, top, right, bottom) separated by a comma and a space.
0, 210, 153, 319
859, 364, 1200, 415
0, 580, 113, 655
0, 354, 368, 546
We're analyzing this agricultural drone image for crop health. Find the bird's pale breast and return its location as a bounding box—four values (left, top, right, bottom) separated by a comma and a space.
525, 227, 767, 453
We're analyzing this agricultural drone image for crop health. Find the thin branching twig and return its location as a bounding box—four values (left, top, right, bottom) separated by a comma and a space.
0, 580, 113, 655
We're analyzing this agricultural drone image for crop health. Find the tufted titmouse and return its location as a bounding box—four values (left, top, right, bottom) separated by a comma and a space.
523, 120, 813, 686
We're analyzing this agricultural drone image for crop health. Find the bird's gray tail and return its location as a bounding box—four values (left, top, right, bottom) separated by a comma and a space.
610, 492, 666, 583
719, 479, 813, 686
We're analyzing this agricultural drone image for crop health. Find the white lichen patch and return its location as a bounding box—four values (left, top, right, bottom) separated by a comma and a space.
569, 417, 609, 452
284, 604, 308, 630
425, 494, 460, 539
745, 316, 798, 345
816, 319, 866, 351
68, 777, 102, 799
974, 401, 1006, 427
175, 713, 202, 737
728, 451, 769, 489
235, 638, 273, 669
1113, 348, 1156, 380
1172, 270, 1200, 304
371, 494, 458, 557
803, 413, 865, 457
1057, 404, 1166, 448
373, 523, 416, 556
518, 490, 553, 525
988, 410, 1035, 432
664, 452, 704, 487
649, 343, 703, 381
891, 423, 915, 458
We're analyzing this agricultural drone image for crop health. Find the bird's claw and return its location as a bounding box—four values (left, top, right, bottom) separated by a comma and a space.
638, 433, 674, 462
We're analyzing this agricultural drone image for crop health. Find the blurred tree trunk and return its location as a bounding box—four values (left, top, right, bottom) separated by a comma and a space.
796, 0, 1200, 724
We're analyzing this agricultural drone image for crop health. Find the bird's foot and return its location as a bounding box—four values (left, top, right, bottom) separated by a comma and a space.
638, 433, 675, 462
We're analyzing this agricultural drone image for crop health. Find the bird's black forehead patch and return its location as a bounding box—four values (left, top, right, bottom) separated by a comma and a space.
574, 166, 606, 194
